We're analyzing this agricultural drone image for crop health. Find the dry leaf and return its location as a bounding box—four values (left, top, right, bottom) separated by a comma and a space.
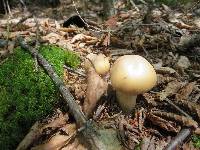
110, 36, 130, 48
147, 112, 180, 133
173, 99, 200, 123
31, 123, 87, 150
104, 16, 118, 29
152, 111, 198, 129
176, 22, 194, 30
158, 80, 183, 101
175, 82, 196, 100
141, 137, 168, 150
83, 59, 108, 117
156, 74, 176, 85
42, 33, 63, 44
71, 34, 97, 44
17, 109, 68, 150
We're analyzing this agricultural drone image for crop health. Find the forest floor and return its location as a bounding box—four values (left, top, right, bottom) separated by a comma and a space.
0, 0, 200, 150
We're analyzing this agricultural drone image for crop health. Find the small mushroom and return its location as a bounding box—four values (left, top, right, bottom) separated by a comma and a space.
86, 53, 110, 75
110, 55, 157, 113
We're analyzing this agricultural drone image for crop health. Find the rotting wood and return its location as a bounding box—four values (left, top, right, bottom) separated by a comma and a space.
17, 37, 120, 150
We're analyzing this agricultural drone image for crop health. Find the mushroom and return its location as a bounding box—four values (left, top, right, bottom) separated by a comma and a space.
110, 55, 157, 113
86, 53, 110, 75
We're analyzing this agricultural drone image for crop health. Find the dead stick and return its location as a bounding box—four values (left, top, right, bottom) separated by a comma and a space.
164, 128, 193, 150
63, 65, 86, 77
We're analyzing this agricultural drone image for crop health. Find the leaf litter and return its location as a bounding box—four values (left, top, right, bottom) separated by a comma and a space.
1, 0, 200, 149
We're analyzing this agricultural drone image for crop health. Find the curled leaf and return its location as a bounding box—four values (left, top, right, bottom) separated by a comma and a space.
83, 59, 108, 117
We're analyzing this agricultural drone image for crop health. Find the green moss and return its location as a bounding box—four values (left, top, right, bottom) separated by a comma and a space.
39, 45, 80, 72
64, 50, 80, 69
192, 135, 200, 148
0, 45, 80, 149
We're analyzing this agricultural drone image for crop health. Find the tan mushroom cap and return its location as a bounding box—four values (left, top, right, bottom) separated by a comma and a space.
110, 55, 157, 94
93, 54, 110, 75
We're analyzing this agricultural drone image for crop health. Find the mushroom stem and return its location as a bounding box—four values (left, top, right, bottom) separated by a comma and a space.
116, 91, 137, 113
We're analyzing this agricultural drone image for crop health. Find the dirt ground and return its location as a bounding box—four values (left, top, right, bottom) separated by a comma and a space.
0, 0, 200, 149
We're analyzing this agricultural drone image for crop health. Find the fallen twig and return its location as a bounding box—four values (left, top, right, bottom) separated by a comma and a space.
164, 128, 193, 150
63, 65, 86, 77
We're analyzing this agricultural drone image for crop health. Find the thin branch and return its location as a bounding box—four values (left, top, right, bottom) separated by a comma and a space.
164, 128, 193, 150
72, 0, 89, 28
128, 0, 139, 11
164, 98, 192, 119
63, 65, 86, 77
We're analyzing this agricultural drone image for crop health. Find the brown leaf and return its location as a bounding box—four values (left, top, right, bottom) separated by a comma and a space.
17, 109, 68, 150
173, 99, 200, 123
83, 60, 108, 117
110, 36, 130, 48
59, 27, 78, 33
158, 80, 183, 101
147, 113, 179, 133
31, 123, 87, 150
42, 33, 63, 44
152, 111, 198, 129
175, 82, 196, 101
71, 34, 97, 44
156, 74, 176, 85
176, 22, 194, 30
104, 16, 118, 29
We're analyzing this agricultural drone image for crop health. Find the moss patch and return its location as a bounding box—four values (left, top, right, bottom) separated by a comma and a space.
39, 45, 80, 73
192, 135, 200, 148
0, 45, 80, 149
